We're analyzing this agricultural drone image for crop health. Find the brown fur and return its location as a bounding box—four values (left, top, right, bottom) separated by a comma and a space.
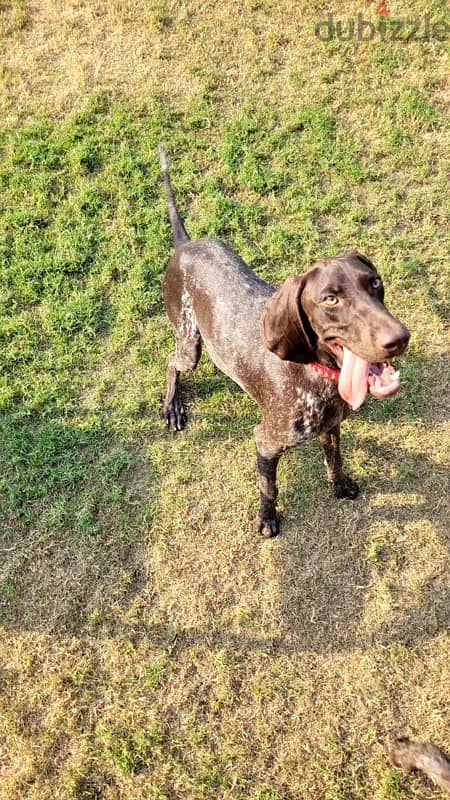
390, 738, 450, 794
159, 147, 410, 537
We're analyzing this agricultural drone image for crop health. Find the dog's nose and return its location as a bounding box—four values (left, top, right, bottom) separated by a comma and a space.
379, 325, 410, 354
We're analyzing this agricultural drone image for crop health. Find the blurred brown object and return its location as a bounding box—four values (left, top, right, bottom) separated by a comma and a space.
390, 738, 450, 795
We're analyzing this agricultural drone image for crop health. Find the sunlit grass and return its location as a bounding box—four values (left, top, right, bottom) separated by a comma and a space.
0, 1, 449, 798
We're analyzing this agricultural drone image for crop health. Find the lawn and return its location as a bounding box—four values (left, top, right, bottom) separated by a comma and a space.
0, 1, 449, 798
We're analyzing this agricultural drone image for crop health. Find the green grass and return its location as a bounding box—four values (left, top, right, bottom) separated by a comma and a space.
0, 1, 449, 798
1, 88, 442, 547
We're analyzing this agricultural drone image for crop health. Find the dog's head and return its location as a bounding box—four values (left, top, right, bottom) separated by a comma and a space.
260, 249, 410, 409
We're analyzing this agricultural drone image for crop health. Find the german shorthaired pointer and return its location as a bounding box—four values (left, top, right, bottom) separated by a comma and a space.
159, 146, 410, 537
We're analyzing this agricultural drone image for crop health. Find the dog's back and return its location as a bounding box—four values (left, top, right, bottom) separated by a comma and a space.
163, 237, 275, 398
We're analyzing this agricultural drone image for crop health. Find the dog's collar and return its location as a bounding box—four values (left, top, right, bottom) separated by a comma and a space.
309, 361, 341, 382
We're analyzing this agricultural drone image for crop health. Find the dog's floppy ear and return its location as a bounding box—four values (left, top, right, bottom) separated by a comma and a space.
260, 274, 315, 363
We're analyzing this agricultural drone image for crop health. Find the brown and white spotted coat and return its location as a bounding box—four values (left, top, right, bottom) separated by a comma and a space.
159, 147, 410, 537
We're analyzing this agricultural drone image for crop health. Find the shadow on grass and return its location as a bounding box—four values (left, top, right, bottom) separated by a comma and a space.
0, 410, 158, 633
279, 435, 449, 654
87, 434, 448, 657
1, 352, 448, 657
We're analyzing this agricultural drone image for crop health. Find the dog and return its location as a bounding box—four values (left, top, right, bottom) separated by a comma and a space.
159, 145, 410, 537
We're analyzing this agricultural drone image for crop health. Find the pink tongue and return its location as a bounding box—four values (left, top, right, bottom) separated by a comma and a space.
338, 347, 370, 410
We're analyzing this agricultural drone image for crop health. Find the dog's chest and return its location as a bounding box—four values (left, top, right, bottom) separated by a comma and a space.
293, 383, 345, 441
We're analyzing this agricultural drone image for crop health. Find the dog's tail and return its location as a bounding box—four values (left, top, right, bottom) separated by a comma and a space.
158, 144, 190, 248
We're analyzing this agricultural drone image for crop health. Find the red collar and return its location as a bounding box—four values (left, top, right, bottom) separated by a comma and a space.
309, 361, 340, 382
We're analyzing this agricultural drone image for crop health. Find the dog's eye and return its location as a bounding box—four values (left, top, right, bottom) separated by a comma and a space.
372, 277, 382, 289
323, 295, 338, 306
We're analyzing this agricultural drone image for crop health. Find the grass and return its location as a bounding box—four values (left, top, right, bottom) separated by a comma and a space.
0, 0, 449, 798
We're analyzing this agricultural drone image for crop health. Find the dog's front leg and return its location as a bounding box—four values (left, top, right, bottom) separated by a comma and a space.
320, 425, 359, 499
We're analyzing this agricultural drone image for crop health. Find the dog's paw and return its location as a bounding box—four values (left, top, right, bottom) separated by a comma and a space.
333, 475, 359, 499
163, 395, 187, 432
256, 512, 280, 538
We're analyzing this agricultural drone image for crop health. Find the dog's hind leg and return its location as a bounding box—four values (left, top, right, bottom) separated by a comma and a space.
159, 144, 199, 431
163, 297, 202, 431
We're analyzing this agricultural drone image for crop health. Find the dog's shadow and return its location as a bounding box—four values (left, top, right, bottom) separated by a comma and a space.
157, 344, 450, 656
1, 351, 448, 661
278, 432, 449, 654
